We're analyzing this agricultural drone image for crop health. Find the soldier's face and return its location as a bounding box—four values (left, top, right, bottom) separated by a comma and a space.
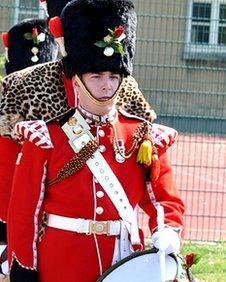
74, 71, 121, 115
82, 72, 121, 101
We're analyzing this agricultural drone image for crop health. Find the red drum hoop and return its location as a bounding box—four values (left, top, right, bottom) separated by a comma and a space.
97, 248, 180, 282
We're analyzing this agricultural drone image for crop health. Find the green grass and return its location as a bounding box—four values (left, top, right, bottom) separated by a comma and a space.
181, 241, 226, 282
144, 240, 226, 281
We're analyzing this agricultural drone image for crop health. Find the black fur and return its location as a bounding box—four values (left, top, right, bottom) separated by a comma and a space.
5, 18, 58, 75
61, 0, 137, 78
46, 0, 70, 19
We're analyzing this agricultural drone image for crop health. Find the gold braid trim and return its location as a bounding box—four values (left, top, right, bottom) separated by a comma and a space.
39, 211, 48, 241
112, 121, 150, 159
47, 139, 99, 187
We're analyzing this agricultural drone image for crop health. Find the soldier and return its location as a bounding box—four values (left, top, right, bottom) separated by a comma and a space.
0, 0, 156, 247
7, 0, 185, 281
0, 18, 58, 278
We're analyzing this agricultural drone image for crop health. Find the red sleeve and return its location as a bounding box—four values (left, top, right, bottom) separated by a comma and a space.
7, 140, 49, 270
139, 152, 185, 234
0, 136, 21, 222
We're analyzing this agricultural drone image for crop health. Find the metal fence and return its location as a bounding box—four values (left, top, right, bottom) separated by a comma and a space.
134, 0, 226, 242
0, 0, 226, 241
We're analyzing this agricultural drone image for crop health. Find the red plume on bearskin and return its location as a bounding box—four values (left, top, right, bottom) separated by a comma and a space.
48, 16, 67, 57
1, 32, 9, 48
48, 16, 64, 38
1, 32, 9, 62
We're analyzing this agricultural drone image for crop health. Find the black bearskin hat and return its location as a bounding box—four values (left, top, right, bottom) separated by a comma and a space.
61, 0, 137, 78
4, 18, 58, 75
46, 0, 70, 18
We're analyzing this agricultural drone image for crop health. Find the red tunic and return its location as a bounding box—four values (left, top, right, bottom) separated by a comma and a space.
7, 112, 185, 282
0, 137, 21, 222
0, 73, 75, 225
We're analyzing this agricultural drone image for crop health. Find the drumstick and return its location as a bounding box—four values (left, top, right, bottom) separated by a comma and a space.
156, 204, 166, 282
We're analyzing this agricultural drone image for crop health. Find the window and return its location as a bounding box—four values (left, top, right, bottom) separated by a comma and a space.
218, 4, 226, 44
13, 0, 45, 25
190, 3, 211, 44
184, 0, 226, 60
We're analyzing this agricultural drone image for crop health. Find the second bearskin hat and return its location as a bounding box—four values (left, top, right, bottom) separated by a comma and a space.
40, 0, 70, 19
60, 0, 137, 78
2, 18, 58, 75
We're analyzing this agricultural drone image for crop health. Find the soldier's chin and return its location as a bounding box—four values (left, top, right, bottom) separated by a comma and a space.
98, 96, 112, 101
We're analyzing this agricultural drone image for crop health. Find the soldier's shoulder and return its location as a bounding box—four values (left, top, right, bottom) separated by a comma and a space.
15, 120, 53, 149
151, 123, 178, 151
47, 108, 76, 126
117, 76, 157, 122
118, 108, 150, 123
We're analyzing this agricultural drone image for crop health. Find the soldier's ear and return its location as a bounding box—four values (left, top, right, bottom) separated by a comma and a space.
72, 75, 79, 86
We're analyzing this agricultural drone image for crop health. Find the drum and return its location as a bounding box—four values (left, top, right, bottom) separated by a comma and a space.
97, 248, 180, 282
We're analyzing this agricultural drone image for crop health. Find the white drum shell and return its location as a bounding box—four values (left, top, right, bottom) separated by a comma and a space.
98, 250, 178, 282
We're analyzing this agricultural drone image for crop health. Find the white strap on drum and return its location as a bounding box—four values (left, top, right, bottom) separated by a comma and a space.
146, 181, 167, 282
156, 204, 166, 282
62, 110, 141, 246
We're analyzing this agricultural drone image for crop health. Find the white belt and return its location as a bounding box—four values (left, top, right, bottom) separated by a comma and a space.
47, 214, 121, 236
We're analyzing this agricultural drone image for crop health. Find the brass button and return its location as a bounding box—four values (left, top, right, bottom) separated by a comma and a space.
96, 191, 104, 198
98, 129, 105, 137
98, 145, 106, 153
96, 207, 104, 214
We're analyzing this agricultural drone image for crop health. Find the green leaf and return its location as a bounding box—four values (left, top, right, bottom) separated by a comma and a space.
107, 28, 114, 36
193, 254, 201, 265
112, 43, 124, 54
33, 37, 40, 45
94, 41, 108, 48
23, 33, 33, 40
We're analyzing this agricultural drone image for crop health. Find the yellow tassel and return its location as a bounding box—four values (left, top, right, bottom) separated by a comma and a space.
136, 140, 152, 166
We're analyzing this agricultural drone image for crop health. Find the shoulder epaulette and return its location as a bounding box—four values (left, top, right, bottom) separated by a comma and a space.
151, 123, 178, 150
15, 120, 53, 149
119, 110, 178, 150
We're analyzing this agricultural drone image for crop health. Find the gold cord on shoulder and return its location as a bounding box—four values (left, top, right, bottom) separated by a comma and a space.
111, 121, 149, 159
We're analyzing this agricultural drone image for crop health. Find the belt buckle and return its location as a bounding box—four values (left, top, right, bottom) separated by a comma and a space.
88, 220, 109, 235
